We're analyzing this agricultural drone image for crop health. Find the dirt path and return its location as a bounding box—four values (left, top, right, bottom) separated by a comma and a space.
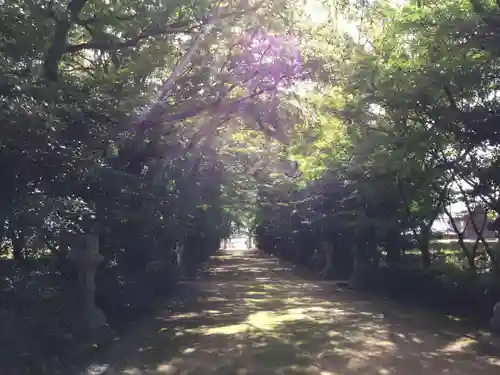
81, 249, 500, 375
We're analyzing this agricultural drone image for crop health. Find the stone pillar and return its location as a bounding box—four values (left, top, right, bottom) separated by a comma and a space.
68, 231, 109, 333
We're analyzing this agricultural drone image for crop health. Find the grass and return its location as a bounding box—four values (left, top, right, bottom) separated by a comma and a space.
404, 240, 499, 268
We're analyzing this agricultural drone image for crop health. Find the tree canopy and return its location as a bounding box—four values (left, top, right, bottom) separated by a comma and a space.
3, 0, 500, 372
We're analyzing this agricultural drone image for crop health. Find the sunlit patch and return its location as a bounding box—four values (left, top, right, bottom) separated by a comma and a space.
359, 311, 376, 316
362, 330, 395, 349
315, 351, 349, 372
411, 336, 424, 344
238, 267, 270, 272
243, 309, 313, 332
246, 311, 281, 330
254, 277, 272, 282
260, 284, 283, 290
168, 312, 202, 320
123, 368, 141, 375
306, 307, 356, 324
286, 307, 309, 315
347, 357, 368, 371
243, 297, 272, 305
327, 330, 342, 338
439, 336, 476, 353
253, 341, 268, 348
200, 323, 248, 335
204, 297, 228, 302
156, 359, 183, 374
421, 351, 438, 359
246, 291, 267, 296
486, 357, 500, 366
316, 326, 396, 367
307, 306, 328, 312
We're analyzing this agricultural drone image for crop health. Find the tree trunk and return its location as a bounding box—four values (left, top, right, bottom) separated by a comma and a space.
349, 240, 371, 289
444, 206, 476, 273
460, 233, 477, 272
10, 229, 25, 264
419, 226, 432, 269
420, 242, 431, 269
319, 242, 334, 279
348, 244, 360, 288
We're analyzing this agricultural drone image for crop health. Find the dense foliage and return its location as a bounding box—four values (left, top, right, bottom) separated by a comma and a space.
256, 0, 500, 324
3, 0, 500, 373
0, 0, 307, 372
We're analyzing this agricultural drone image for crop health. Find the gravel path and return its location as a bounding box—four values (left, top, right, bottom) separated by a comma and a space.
80, 249, 500, 375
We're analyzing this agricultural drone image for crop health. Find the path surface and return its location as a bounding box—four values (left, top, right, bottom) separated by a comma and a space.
83, 249, 500, 375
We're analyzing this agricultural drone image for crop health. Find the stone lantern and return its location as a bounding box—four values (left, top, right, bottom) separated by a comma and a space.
67, 226, 109, 335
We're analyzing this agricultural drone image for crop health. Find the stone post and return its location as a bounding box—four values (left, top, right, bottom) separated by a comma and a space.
68, 230, 109, 334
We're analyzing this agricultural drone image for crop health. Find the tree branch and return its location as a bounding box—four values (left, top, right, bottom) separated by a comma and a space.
43, 0, 89, 81
66, 21, 197, 53
44, 0, 265, 86
142, 87, 269, 130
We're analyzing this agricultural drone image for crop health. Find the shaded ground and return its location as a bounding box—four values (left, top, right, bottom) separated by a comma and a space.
80, 249, 500, 375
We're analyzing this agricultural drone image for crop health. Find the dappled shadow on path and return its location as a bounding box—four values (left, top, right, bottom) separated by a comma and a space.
81, 249, 500, 375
